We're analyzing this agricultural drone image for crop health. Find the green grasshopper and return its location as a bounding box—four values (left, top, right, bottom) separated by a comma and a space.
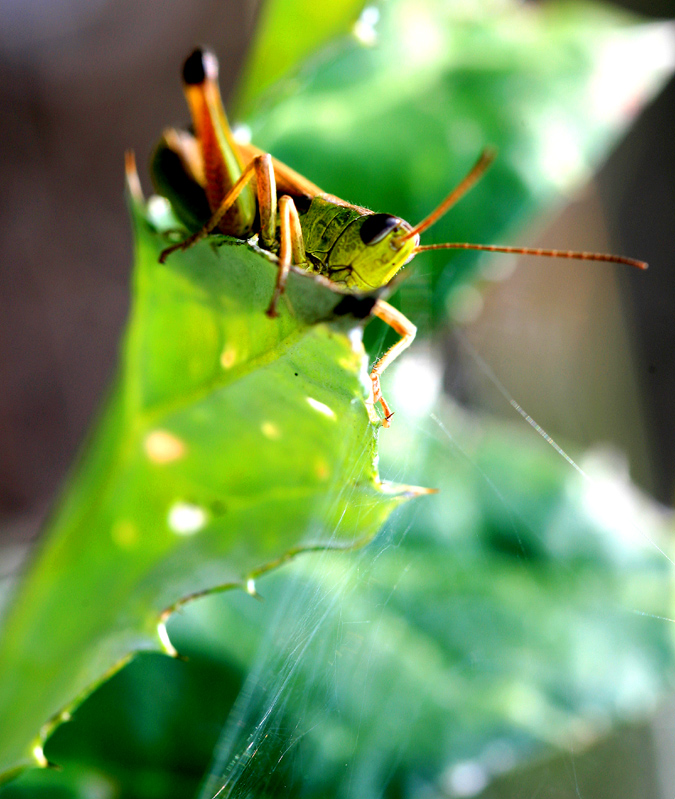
152, 48, 647, 426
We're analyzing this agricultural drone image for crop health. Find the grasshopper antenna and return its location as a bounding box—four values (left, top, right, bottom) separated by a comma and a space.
403, 148, 648, 271
415, 242, 648, 270
401, 147, 497, 241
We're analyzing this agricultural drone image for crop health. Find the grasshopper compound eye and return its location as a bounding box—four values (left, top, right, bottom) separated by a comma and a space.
182, 47, 219, 85
359, 213, 402, 245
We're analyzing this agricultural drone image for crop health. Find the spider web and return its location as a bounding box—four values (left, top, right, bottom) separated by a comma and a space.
179, 316, 675, 799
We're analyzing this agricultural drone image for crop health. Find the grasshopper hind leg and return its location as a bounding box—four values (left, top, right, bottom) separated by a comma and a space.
159, 153, 278, 263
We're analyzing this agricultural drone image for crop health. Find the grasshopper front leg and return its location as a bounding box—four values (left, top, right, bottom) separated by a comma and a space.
370, 300, 417, 426
267, 195, 305, 318
159, 153, 307, 317
159, 153, 277, 263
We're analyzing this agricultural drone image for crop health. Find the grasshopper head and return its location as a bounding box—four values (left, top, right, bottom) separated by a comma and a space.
339, 213, 420, 290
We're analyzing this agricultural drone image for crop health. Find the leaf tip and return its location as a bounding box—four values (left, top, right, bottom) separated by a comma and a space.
157, 614, 179, 658
245, 577, 264, 601
379, 481, 439, 499
29, 739, 48, 769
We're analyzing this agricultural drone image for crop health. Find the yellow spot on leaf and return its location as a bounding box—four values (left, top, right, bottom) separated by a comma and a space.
261, 421, 282, 440
111, 520, 138, 549
220, 346, 237, 369
339, 354, 360, 371
144, 430, 186, 463
315, 458, 330, 480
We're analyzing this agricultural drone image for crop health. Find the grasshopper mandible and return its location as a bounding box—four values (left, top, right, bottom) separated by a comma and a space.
153, 48, 647, 426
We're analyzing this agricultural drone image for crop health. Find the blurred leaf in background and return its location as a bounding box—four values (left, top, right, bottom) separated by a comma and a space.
233, 0, 367, 110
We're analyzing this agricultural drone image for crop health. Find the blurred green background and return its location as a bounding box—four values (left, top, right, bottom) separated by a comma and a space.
1, 0, 675, 797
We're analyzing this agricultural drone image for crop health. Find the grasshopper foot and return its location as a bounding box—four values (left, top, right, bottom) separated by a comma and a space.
266, 283, 284, 318
371, 373, 394, 428
159, 241, 184, 264
159, 231, 203, 264
265, 293, 280, 318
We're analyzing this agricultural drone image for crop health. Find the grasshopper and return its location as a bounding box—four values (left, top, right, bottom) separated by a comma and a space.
153, 48, 647, 426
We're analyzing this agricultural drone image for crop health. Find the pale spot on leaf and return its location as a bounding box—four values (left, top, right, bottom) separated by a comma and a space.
220, 346, 237, 369
168, 502, 206, 535
144, 430, 186, 463
348, 327, 365, 352
261, 421, 282, 440
315, 458, 330, 480
446, 284, 483, 324
306, 397, 336, 419
111, 520, 138, 550
339, 353, 361, 371
232, 123, 252, 145
442, 760, 488, 798
147, 195, 171, 218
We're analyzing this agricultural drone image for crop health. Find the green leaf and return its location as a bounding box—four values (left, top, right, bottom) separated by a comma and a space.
0, 197, 411, 781
234, 0, 367, 115
241, 0, 673, 323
